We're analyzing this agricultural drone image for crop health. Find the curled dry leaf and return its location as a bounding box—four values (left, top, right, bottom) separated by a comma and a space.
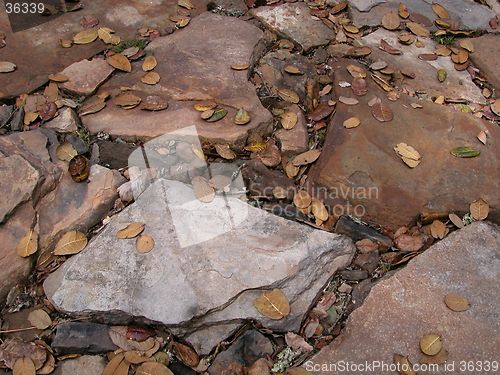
285, 332, 313, 352
178, 0, 194, 10
430, 220, 448, 239
73, 28, 98, 44
215, 144, 236, 160
136, 362, 174, 375
54, 230, 87, 256
420, 334, 442, 356
234, 108, 251, 125
27, 309, 52, 330
192, 176, 215, 203
102, 353, 125, 375
108, 326, 157, 352
343, 117, 360, 128
394, 143, 421, 168
16, 229, 38, 258
136, 234, 155, 254
393, 354, 416, 375
432, 3, 449, 19
172, 342, 199, 368
79, 96, 106, 116
448, 213, 464, 229
230, 63, 249, 70
254, 288, 290, 320
206, 108, 227, 122
142, 56, 157, 72
107, 54, 132, 72
0, 61, 17, 73
346, 64, 366, 78
115, 93, 141, 109
372, 102, 393, 122
116, 222, 145, 239
37, 353, 55, 375
399, 3, 409, 18
280, 111, 298, 130
13, 357, 36, 375
470, 198, 489, 220
380, 39, 401, 55
293, 190, 312, 209
292, 149, 321, 166
477, 130, 487, 145
444, 293, 470, 312
141, 72, 161, 85
69, 155, 89, 182
277, 88, 300, 104
284, 65, 302, 75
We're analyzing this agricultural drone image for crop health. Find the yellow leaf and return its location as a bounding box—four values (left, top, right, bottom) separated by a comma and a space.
116, 223, 145, 239
277, 88, 300, 104
56, 142, 78, 161
13, 357, 35, 375
73, 29, 98, 44
419, 334, 442, 356
54, 231, 87, 256
280, 111, 298, 130
470, 198, 489, 220
16, 229, 38, 258
27, 309, 52, 329
142, 56, 157, 72
141, 72, 161, 85
292, 149, 321, 166
107, 54, 132, 72
136, 235, 155, 254
254, 289, 290, 320
293, 190, 312, 209
444, 293, 470, 312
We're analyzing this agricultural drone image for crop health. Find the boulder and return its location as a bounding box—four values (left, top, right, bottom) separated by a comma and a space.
43, 107, 79, 133
305, 222, 500, 374
465, 34, 500, 90
82, 12, 273, 147
44, 179, 355, 353
59, 58, 114, 96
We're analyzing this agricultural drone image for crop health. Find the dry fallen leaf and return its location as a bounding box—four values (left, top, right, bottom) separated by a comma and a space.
141, 72, 161, 85
115, 93, 142, 109
27, 309, 52, 330
142, 55, 157, 72
172, 342, 199, 368
432, 3, 449, 19
136, 362, 173, 375
394, 143, 421, 168
54, 231, 87, 256
448, 213, 464, 229
215, 144, 236, 160
0, 61, 17, 73
230, 63, 249, 70
311, 199, 329, 221
382, 11, 400, 30
444, 293, 470, 312
346, 64, 367, 78
251, 139, 281, 167
141, 95, 168, 111
459, 39, 474, 53
136, 234, 155, 254
284, 65, 303, 75
293, 190, 312, 209
107, 54, 132, 72
419, 334, 442, 356
56, 142, 78, 161
338, 96, 359, 105
37, 353, 55, 375
372, 102, 393, 122
393, 354, 416, 375
420, 348, 449, 365
490, 99, 500, 116
343, 117, 360, 128
116, 222, 145, 239
280, 111, 298, 129
79, 96, 106, 116
285, 332, 313, 352
407, 22, 430, 37
470, 198, 489, 220
102, 353, 126, 375
16, 229, 38, 258
178, 0, 194, 10
13, 357, 36, 375
206, 108, 228, 122
277, 88, 300, 104
477, 130, 487, 145
398, 3, 409, 18
430, 220, 448, 239
285, 162, 299, 178
292, 149, 321, 166
192, 176, 215, 203
73, 28, 98, 44
254, 288, 290, 320
234, 108, 251, 125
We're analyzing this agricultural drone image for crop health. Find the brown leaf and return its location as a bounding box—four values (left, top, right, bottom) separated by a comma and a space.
398, 3, 410, 18
73, 29, 98, 44
124, 351, 153, 364
136, 235, 155, 254
136, 362, 174, 375
37, 353, 55, 375
254, 289, 290, 320
79, 96, 106, 116
407, 22, 430, 37
430, 220, 448, 239
285, 162, 299, 178
172, 342, 199, 368
126, 326, 155, 342
192, 176, 215, 203
394, 142, 421, 168
284, 332, 313, 352
444, 293, 470, 312
372, 102, 393, 122
451, 49, 468, 64
48, 73, 68, 82
459, 39, 474, 52
54, 231, 87, 256
251, 139, 281, 167
27, 309, 52, 330
0, 338, 47, 370
351, 78, 368, 96
280, 111, 298, 130
141, 72, 161, 85
116, 223, 145, 239
292, 149, 321, 166
277, 88, 300, 104
141, 95, 168, 111
108, 327, 157, 352
382, 11, 401, 30
284, 65, 303, 75
356, 238, 379, 253
293, 190, 312, 209
0, 61, 17, 73
215, 144, 236, 160
178, 0, 195, 10
13, 357, 36, 375
432, 3, 449, 19
346, 64, 366, 78
115, 93, 141, 109
142, 56, 157, 72
234, 108, 251, 125
68, 155, 89, 182
16, 230, 38, 258
393, 354, 416, 375
448, 213, 464, 229
338, 96, 359, 105
380, 39, 402, 55
343, 117, 360, 128
470, 198, 489, 220
311, 199, 328, 221
394, 234, 424, 252
107, 54, 132, 72
230, 63, 249, 70
490, 98, 500, 116
308, 103, 335, 121
102, 353, 125, 375
476, 130, 487, 145
419, 334, 442, 356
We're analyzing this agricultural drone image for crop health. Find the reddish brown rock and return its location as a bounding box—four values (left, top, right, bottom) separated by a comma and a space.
275, 104, 309, 155
0, 0, 210, 99
60, 58, 114, 96
44, 107, 79, 133
82, 13, 273, 147
465, 34, 500, 90
306, 222, 500, 374
308, 59, 499, 229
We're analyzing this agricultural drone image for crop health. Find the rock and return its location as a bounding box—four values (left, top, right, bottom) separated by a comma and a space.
82, 13, 272, 147
44, 108, 79, 133
258, 50, 319, 112
208, 330, 273, 374
51, 322, 118, 355
273, 104, 309, 156
242, 159, 296, 200
0, 105, 13, 127
59, 58, 114, 96
0, 203, 36, 303
8, 109, 23, 132
465, 34, 500, 90
0, 155, 39, 223
353, 251, 380, 273
339, 269, 369, 281
0, 0, 211, 99
183, 323, 242, 355
0, 308, 44, 342
334, 216, 393, 250
44, 179, 355, 350
97, 140, 138, 169
53, 356, 107, 375
305, 222, 500, 374
208, 0, 248, 15
251, 3, 335, 51
308, 59, 499, 229
36, 164, 125, 250
348, 0, 387, 12
350, 0, 495, 31
360, 29, 484, 103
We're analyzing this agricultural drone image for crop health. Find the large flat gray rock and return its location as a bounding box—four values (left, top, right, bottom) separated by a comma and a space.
305, 222, 500, 374
44, 179, 355, 352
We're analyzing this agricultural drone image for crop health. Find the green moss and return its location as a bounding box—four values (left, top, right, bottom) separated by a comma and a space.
112, 39, 147, 53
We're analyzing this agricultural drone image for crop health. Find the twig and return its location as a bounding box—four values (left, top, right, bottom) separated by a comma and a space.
0, 326, 37, 333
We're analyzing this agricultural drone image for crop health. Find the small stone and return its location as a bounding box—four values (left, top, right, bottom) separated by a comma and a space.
51, 322, 118, 355
53, 355, 106, 375
334, 216, 393, 250
60, 58, 114, 96
354, 251, 380, 273
340, 269, 369, 281
338, 283, 353, 294
44, 107, 79, 133
275, 105, 308, 155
